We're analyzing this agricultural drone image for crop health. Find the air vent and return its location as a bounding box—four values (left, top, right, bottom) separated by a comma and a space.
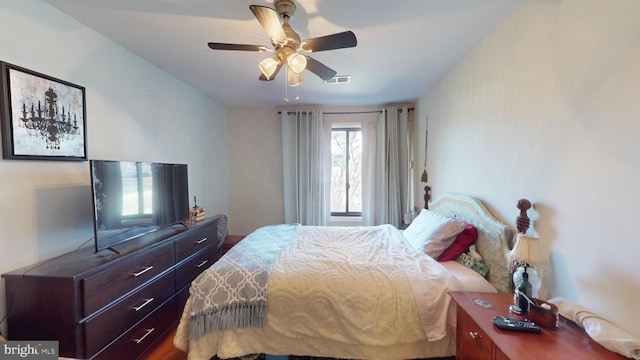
324, 75, 351, 85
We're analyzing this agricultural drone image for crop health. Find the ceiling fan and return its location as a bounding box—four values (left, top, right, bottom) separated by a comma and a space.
207, 0, 357, 87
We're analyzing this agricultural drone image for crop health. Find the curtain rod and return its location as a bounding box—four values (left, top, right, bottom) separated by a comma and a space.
278, 108, 414, 115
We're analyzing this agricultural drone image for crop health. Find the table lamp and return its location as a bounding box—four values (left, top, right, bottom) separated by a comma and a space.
507, 233, 549, 298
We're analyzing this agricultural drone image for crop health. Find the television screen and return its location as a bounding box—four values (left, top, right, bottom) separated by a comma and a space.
90, 160, 189, 252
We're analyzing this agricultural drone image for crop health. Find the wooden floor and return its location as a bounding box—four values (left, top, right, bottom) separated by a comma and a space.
140, 326, 187, 360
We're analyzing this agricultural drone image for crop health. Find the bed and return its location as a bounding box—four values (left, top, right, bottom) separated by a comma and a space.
174, 192, 519, 360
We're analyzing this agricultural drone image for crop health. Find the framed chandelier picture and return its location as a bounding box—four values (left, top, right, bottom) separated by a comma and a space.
0, 61, 87, 161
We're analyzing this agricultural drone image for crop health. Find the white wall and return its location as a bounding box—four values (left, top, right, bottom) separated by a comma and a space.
227, 107, 283, 235
0, 0, 228, 336
227, 105, 400, 234
415, 0, 640, 337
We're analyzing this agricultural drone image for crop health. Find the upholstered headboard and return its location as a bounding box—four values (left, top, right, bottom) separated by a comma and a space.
429, 193, 515, 293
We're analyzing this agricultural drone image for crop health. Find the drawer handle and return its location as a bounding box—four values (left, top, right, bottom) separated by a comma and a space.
133, 298, 155, 312
132, 266, 154, 277
196, 260, 209, 268
133, 328, 155, 344
195, 237, 208, 244
469, 331, 481, 340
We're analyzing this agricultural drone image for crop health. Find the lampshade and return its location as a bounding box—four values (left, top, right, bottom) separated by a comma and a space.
287, 68, 303, 87
258, 57, 281, 80
507, 233, 548, 267
287, 52, 307, 74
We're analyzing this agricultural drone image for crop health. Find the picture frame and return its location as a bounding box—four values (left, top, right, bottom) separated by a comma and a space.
0, 61, 87, 161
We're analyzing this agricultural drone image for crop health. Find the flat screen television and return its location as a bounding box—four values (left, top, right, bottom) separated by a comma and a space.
90, 160, 190, 252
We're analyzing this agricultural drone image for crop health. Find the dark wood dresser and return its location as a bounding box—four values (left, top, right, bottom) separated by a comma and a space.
2, 214, 227, 360
449, 291, 628, 360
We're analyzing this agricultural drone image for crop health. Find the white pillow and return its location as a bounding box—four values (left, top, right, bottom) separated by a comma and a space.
403, 209, 466, 258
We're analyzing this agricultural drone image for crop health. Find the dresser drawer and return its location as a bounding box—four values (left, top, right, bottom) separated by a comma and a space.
175, 244, 217, 290
82, 242, 175, 317
174, 223, 217, 263
457, 306, 492, 360
83, 271, 175, 357
93, 296, 177, 360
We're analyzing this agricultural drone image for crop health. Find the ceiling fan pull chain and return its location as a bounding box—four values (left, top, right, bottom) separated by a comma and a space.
284, 68, 290, 102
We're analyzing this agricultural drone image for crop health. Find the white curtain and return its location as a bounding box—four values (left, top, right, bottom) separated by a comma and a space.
361, 106, 412, 227
281, 109, 331, 225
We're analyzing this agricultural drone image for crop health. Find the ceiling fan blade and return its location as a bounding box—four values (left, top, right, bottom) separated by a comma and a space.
208, 42, 269, 52
259, 62, 283, 81
249, 5, 287, 44
300, 31, 357, 52
305, 56, 337, 81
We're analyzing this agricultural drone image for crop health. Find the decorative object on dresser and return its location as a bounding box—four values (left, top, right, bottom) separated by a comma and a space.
189, 196, 206, 223
449, 291, 628, 360
507, 199, 550, 299
1, 214, 227, 360
0, 61, 87, 161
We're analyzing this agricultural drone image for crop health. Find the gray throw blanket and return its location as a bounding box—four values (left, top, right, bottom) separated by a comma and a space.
188, 224, 299, 339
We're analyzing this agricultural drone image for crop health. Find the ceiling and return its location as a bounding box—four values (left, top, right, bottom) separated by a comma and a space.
43, 0, 522, 107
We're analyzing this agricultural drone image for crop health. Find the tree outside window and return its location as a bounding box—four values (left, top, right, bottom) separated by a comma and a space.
331, 127, 362, 216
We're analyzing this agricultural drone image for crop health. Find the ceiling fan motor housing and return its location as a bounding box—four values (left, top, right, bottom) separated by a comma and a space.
281, 23, 301, 47
275, 0, 296, 20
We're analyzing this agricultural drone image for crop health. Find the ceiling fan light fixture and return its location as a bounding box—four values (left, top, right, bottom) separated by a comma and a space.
258, 57, 281, 80
287, 52, 307, 74
208, 0, 357, 93
287, 68, 303, 87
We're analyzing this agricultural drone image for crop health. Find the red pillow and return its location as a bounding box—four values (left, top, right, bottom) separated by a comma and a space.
437, 222, 478, 262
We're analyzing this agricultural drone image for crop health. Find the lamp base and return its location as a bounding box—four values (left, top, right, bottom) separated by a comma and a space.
513, 266, 541, 297
509, 304, 523, 315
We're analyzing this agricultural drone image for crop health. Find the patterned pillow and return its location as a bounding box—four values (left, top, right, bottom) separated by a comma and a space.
457, 252, 490, 278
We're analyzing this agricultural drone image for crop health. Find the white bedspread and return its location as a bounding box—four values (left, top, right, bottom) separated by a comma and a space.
175, 224, 467, 360
270, 224, 463, 343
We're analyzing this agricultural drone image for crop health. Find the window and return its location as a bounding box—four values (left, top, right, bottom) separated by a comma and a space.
120, 162, 153, 218
330, 126, 362, 216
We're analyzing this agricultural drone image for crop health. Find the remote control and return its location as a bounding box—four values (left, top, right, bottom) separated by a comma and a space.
492, 316, 541, 333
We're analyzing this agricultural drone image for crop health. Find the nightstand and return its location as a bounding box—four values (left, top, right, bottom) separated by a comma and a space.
449, 291, 627, 360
